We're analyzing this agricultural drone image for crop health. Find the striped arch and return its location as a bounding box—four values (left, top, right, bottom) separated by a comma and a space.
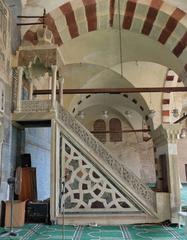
162, 69, 180, 123
23, 0, 187, 81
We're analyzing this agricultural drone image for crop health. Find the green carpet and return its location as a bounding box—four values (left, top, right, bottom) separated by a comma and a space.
0, 185, 186, 239
0, 224, 187, 240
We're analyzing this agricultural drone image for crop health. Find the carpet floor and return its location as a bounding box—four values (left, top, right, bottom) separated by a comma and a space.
0, 224, 187, 240
0, 184, 187, 239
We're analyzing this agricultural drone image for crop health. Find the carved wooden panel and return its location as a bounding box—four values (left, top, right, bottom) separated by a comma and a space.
109, 118, 122, 142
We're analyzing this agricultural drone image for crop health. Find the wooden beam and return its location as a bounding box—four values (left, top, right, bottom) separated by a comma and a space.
174, 114, 187, 124
33, 87, 187, 95
17, 9, 46, 27
17, 22, 44, 26
17, 15, 46, 18
90, 129, 150, 133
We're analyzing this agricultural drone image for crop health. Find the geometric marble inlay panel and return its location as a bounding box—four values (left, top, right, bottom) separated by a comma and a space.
60, 137, 140, 214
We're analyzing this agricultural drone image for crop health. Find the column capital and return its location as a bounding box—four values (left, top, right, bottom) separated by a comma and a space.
17, 66, 24, 70
17, 66, 24, 73
58, 77, 64, 84
152, 124, 182, 145
28, 77, 33, 83
164, 124, 181, 143
51, 65, 58, 73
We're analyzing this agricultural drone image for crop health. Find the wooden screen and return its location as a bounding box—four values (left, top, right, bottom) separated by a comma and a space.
93, 119, 106, 143
109, 118, 122, 142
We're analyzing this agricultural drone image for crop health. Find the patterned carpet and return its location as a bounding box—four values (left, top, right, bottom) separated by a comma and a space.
0, 224, 187, 240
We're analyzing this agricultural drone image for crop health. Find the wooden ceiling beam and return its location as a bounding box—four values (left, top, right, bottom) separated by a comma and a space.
33, 87, 187, 95
90, 129, 150, 133
174, 114, 187, 124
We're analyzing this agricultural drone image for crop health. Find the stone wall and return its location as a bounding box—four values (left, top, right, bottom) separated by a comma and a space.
0, 1, 12, 203
5, 0, 22, 53
81, 114, 156, 185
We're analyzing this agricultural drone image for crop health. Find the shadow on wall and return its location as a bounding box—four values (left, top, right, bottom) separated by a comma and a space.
24, 127, 51, 200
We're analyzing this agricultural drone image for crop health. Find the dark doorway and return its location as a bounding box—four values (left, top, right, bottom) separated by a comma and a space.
156, 154, 168, 192
185, 164, 187, 181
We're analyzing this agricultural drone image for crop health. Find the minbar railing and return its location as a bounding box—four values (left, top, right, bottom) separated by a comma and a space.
21, 100, 51, 112
56, 103, 156, 213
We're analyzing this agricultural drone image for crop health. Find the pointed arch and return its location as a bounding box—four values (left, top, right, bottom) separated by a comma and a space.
109, 118, 122, 142
93, 119, 106, 143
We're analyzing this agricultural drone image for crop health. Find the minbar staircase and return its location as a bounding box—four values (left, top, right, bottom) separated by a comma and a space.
13, 100, 159, 224
56, 104, 158, 218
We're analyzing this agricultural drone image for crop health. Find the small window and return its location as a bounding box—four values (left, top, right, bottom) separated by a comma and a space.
109, 118, 122, 142
93, 119, 106, 143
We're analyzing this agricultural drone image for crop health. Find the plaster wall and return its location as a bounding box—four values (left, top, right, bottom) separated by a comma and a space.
165, 0, 187, 13
105, 138, 155, 184
21, 0, 67, 36
117, 62, 168, 129
5, 0, 22, 53
0, 1, 12, 203
81, 112, 156, 184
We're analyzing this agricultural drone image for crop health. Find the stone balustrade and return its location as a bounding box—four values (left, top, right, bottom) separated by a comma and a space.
21, 100, 51, 112
56, 103, 156, 212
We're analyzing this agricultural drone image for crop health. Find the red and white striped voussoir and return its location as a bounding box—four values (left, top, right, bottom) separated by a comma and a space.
23, 0, 187, 81
162, 69, 179, 123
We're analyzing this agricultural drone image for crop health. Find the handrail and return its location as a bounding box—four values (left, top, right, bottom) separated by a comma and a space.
56, 103, 156, 211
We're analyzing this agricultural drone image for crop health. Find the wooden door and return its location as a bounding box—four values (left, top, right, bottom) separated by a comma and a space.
19, 167, 37, 201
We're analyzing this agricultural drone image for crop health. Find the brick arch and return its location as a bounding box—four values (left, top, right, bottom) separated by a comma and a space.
23, 0, 187, 81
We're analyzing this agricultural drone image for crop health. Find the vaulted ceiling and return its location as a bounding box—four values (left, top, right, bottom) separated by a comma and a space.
12, 0, 187, 128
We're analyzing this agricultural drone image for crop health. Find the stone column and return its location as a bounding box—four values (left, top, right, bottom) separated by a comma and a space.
50, 119, 57, 222
0, 121, 3, 184
166, 125, 181, 223
29, 79, 33, 100
51, 65, 58, 110
152, 124, 181, 223
16, 66, 24, 112
58, 77, 64, 106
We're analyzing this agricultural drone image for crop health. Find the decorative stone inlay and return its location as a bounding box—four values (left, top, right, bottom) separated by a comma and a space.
18, 49, 57, 67
21, 100, 51, 112
57, 104, 156, 210
61, 137, 140, 213
0, 1, 8, 48
12, 68, 18, 111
